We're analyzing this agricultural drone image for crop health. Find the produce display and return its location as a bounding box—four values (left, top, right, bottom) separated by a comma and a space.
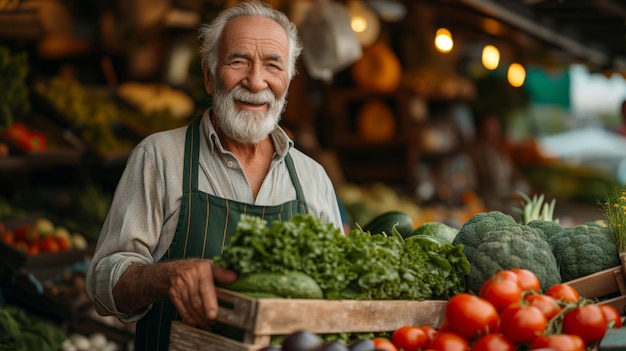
0, 217, 87, 255
0, 46, 30, 130
0, 305, 65, 351
256, 270, 621, 351
453, 192, 622, 294
199, 187, 626, 350
1, 122, 47, 152
32, 76, 135, 156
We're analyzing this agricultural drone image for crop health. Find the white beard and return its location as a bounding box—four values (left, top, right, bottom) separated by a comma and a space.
212, 84, 287, 144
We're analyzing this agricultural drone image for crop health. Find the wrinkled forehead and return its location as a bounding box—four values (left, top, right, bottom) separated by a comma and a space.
220, 16, 289, 60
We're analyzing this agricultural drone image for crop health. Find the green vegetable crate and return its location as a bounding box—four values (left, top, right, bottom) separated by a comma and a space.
168, 288, 447, 351
565, 263, 626, 313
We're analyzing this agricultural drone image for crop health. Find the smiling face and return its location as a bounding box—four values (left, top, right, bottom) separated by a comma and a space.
204, 16, 291, 144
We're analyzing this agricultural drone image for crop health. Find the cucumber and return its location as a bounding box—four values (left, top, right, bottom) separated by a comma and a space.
361, 210, 414, 238
220, 271, 324, 299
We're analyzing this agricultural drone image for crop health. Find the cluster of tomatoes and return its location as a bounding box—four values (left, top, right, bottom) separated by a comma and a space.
372, 268, 622, 351
1, 122, 47, 152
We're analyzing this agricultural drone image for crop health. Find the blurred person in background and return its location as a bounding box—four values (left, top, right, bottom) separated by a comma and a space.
468, 114, 529, 211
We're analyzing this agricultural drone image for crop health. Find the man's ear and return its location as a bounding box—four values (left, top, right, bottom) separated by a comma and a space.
202, 61, 214, 94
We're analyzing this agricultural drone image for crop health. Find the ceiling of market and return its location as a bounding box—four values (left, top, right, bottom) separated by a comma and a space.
415, 0, 626, 72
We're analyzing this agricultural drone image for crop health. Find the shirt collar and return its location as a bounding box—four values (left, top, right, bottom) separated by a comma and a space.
201, 108, 294, 158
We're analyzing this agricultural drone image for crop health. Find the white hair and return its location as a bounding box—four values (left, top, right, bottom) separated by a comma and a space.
198, 0, 302, 80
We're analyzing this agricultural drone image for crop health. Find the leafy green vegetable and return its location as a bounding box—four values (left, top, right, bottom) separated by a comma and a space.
215, 214, 469, 301
215, 214, 353, 298
0, 46, 30, 130
406, 221, 459, 245
0, 306, 65, 351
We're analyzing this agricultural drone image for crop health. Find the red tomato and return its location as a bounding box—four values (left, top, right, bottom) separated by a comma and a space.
599, 304, 622, 328
39, 236, 60, 253
491, 270, 519, 283
471, 333, 516, 351
445, 293, 499, 340
2, 230, 14, 245
499, 303, 547, 344
2, 122, 29, 144
372, 337, 399, 351
26, 130, 47, 152
530, 334, 586, 351
524, 293, 562, 320
419, 326, 437, 343
391, 325, 428, 351
544, 283, 580, 302
479, 278, 522, 312
562, 304, 607, 344
427, 331, 470, 351
510, 268, 541, 292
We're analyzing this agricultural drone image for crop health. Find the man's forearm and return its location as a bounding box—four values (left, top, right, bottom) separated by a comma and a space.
113, 262, 173, 313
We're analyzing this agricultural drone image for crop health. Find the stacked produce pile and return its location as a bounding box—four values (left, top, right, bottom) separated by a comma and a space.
207, 187, 626, 350
454, 192, 621, 295
257, 270, 621, 351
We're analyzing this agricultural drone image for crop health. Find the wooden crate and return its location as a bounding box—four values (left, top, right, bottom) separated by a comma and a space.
169, 288, 447, 351
565, 265, 626, 313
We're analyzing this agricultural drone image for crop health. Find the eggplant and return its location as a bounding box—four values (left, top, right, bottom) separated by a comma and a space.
347, 339, 376, 351
281, 330, 323, 351
308, 341, 349, 351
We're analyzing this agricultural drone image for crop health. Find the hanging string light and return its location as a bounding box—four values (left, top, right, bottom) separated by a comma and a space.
482, 44, 500, 70
507, 63, 526, 87
435, 27, 453, 53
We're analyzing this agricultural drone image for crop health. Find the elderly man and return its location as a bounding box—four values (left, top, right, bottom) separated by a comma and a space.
86, 1, 344, 349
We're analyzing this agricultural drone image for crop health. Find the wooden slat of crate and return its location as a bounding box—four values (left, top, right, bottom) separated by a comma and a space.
565, 266, 624, 298
169, 288, 448, 351
564, 265, 626, 313
170, 323, 258, 351
217, 288, 447, 335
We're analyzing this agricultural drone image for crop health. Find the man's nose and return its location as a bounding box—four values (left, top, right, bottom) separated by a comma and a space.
243, 64, 269, 92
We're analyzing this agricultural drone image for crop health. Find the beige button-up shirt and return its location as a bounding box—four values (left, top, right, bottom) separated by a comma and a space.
86, 110, 344, 322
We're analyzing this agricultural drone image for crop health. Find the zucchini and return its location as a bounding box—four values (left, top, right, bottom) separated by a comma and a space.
361, 210, 414, 238
219, 271, 323, 299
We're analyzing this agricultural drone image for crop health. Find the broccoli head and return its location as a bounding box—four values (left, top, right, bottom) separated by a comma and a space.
452, 211, 518, 262
467, 227, 561, 294
547, 223, 620, 282
527, 220, 564, 240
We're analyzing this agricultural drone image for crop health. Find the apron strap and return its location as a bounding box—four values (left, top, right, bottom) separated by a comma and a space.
182, 116, 202, 192
285, 152, 309, 213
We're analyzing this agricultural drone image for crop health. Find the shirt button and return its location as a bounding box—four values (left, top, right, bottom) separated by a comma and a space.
227, 161, 234, 168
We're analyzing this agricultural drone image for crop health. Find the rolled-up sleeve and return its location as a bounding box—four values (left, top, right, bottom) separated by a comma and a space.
90, 253, 151, 322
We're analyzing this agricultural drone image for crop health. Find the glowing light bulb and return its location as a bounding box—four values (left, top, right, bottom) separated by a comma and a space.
507, 63, 526, 87
482, 45, 500, 70
351, 15, 368, 33
435, 28, 453, 53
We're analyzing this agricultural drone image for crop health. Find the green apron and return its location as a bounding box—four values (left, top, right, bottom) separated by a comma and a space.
134, 116, 309, 351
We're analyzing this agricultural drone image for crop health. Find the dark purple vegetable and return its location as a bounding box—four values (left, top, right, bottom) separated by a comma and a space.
281, 330, 322, 351
309, 341, 349, 351
347, 338, 376, 351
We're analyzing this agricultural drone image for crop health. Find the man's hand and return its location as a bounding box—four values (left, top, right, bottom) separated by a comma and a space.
167, 258, 237, 327
112, 259, 237, 326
